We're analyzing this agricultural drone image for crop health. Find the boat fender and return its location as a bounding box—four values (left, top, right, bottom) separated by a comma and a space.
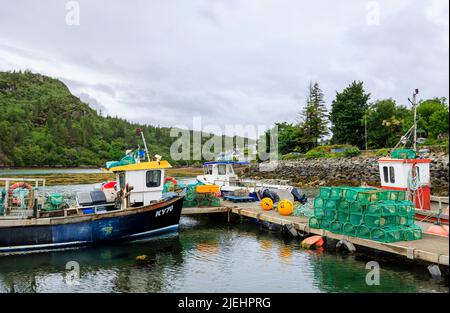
336, 239, 356, 253
283, 224, 299, 237
261, 189, 280, 203
301, 235, 324, 249
427, 265, 442, 280
291, 187, 308, 204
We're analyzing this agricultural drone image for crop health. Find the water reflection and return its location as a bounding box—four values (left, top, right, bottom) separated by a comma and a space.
0, 234, 184, 293
0, 216, 447, 293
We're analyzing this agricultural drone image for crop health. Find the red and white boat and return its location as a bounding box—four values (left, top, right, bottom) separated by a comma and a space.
377, 153, 448, 226
376, 89, 448, 233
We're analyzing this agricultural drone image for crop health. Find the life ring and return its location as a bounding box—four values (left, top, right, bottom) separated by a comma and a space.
164, 177, 177, 186
8, 182, 32, 195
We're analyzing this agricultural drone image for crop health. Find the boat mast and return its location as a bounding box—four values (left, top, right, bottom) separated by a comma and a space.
136, 128, 151, 162
393, 89, 419, 151
408, 88, 419, 152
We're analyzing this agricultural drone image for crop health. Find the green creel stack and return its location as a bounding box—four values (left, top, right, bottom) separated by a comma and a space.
43, 193, 65, 211
182, 183, 221, 208
391, 149, 416, 159
308, 186, 422, 243
182, 184, 200, 208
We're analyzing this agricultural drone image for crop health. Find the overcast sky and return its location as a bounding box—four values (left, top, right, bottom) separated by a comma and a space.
0, 0, 448, 136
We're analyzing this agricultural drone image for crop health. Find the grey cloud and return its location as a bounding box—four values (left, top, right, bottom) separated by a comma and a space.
0, 0, 447, 131
78, 92, 108, 114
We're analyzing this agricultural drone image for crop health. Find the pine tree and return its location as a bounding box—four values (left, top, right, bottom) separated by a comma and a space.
330, 81, 370, 149
298, 82, 329, 150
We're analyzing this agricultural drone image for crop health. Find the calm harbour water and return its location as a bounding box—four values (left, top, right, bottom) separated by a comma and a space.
0, 169, 448, 293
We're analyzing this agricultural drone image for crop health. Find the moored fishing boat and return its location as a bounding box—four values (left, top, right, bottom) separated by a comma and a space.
376, 149, 449, 226
0, 131, 185, 253
196, 161, 307, 203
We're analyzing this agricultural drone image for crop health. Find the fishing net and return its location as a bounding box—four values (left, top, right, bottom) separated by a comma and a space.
43, 193, 65, 211
105, 155, 136, 170
309, 216, 321, 228
0, 188, 5, 214
329, 220, 343, 234
342, 222, 357, 236
313, 197, 325, 209
293, 202, 314, 218
391, 149, 416, 159
12, 188, 30, 209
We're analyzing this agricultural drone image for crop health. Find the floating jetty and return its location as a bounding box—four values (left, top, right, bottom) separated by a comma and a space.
182, 200, 449, 267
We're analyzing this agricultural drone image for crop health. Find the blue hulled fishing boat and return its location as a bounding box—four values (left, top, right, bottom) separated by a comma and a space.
0, 130, 184, 253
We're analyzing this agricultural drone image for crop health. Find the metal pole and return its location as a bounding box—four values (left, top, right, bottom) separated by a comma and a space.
140, 131, 151, 162
412, 90, 418, 152
364, 114, 368, 151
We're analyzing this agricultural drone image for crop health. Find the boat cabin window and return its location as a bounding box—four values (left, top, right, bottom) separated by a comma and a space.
118, 172, 126, 189
204, 165, 213, 175
383, 166, 389, 183
389, 166, 395, 183
218, 164, 227, 175
146, 170, 161, 188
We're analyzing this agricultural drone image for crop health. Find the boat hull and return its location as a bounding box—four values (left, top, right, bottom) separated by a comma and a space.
0, 196, 184, 253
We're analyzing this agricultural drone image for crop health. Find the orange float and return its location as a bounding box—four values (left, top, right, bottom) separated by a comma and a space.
277, 199, 294, 216
260, 197, 273, 211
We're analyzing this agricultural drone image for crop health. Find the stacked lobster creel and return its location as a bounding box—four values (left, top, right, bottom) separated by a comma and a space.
309, 186, 423, 243
178, 182, 221, 208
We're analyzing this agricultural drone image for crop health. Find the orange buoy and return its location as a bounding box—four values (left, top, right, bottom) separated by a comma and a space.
301, 235, 324, 249
426, 224, 449, 236
260, 197, 274, 211
277, 199, 294, 216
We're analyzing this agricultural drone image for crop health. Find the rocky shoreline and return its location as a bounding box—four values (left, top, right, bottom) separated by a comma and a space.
241, 153, 449, 196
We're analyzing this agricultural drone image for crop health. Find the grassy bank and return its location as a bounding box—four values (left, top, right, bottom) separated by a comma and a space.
0, 167, 203, 186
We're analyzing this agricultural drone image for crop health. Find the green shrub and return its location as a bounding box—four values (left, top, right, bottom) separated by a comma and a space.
305, 149, 326, 159
375, 148, 390, 157
282, 152, 303, 160
304, 145, 360, 159
343, 146, 360, 157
